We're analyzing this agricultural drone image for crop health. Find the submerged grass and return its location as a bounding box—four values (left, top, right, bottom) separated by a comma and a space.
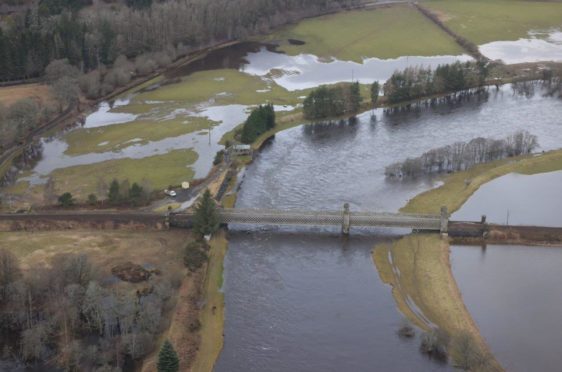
192, 231, 228, 372
263, 5, 464, 61
50, 149, 198, 199
133, 69, 302, 106
425, 0, 562, 44
402, 149, 562, 215
64, 117, 216, 155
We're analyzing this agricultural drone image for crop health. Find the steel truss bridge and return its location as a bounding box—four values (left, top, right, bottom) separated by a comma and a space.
173, 204, 449, 234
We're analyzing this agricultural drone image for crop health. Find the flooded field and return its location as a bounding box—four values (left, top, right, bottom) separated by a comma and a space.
451, 244, 562, 372
451, 168, 562, 371
480, 30, 562, 64
452, 170, 562, 227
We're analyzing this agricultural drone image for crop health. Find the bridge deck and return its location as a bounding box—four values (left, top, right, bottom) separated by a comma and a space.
179, 207, 444, 231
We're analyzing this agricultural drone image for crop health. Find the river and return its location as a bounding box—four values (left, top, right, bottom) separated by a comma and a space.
215, 86, 562, 370
451, 170, 562, 372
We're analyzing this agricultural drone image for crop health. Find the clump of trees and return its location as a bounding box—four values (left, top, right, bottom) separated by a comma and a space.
241, 104, 275, 144
107, 179, 150, 206
0, 250, 180, 370
303, 82, 362, 120
183, 241, 208, 272
58, 192, 74, 207
385, 131, 538, 179
383, 61, 489, 104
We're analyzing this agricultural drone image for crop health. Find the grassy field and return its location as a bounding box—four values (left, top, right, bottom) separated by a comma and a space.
50, 149, 198, 200
64, 117, 216, 155
402, 149, 562, 215
0, 83, 53, 107
373, 234, 501, 369
191, 231, 228, 372
262, 5, 464, 61
424, 0, 562, 44
0, 229, 188, 272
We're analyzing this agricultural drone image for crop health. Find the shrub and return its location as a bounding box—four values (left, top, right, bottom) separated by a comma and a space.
397, 319, 416, 338
213, 150, 224, 165
58, 192, 74, 207
420, 328, 449, 362
183, 241, 208, 272
87, 194, 98, 205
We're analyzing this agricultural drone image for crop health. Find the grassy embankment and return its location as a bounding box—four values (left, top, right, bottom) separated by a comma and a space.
263, 4, 464, 61
191, 231, 228, 372
373, 235, 501, 370
424, 0, 562, 44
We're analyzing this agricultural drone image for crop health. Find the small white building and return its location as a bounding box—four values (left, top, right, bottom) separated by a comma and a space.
228, 144, 253, 157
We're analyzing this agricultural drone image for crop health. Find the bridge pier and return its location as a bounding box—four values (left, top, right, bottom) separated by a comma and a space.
342, 203, 351, 235
440, 206, 449, 236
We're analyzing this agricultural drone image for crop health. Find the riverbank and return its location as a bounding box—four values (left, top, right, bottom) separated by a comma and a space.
373, 234, 502, 370
191, 231, 228, 371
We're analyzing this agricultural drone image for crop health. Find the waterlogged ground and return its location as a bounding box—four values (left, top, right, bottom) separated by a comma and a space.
480, 30, 562, 64
451, 244, 562, 372
1, 5, 474, 205
452, 170, 562, 227
425, 0, 562, 45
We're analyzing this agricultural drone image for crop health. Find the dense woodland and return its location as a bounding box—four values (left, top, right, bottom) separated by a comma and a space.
383, 61, 489, 104
0, 248, 188, 371
303, 82, 361, 120
0, 0, 359, 82
385, 130, 538, 179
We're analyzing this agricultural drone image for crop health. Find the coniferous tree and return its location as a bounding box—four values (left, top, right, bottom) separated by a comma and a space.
371, 81, 380, 106
193, 189, 219, 237
108, 179, 120, 204
157, 340, 179, 372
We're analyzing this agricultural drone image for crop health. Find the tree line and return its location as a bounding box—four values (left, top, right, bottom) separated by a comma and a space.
303, 82, 362, 120
385, 131, 538, 179
0, 0, 359, 82
383, 61, 489, 104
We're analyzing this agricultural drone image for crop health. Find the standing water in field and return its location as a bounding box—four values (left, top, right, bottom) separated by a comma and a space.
450, 169, 562, 371
480, 30, 562, 64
